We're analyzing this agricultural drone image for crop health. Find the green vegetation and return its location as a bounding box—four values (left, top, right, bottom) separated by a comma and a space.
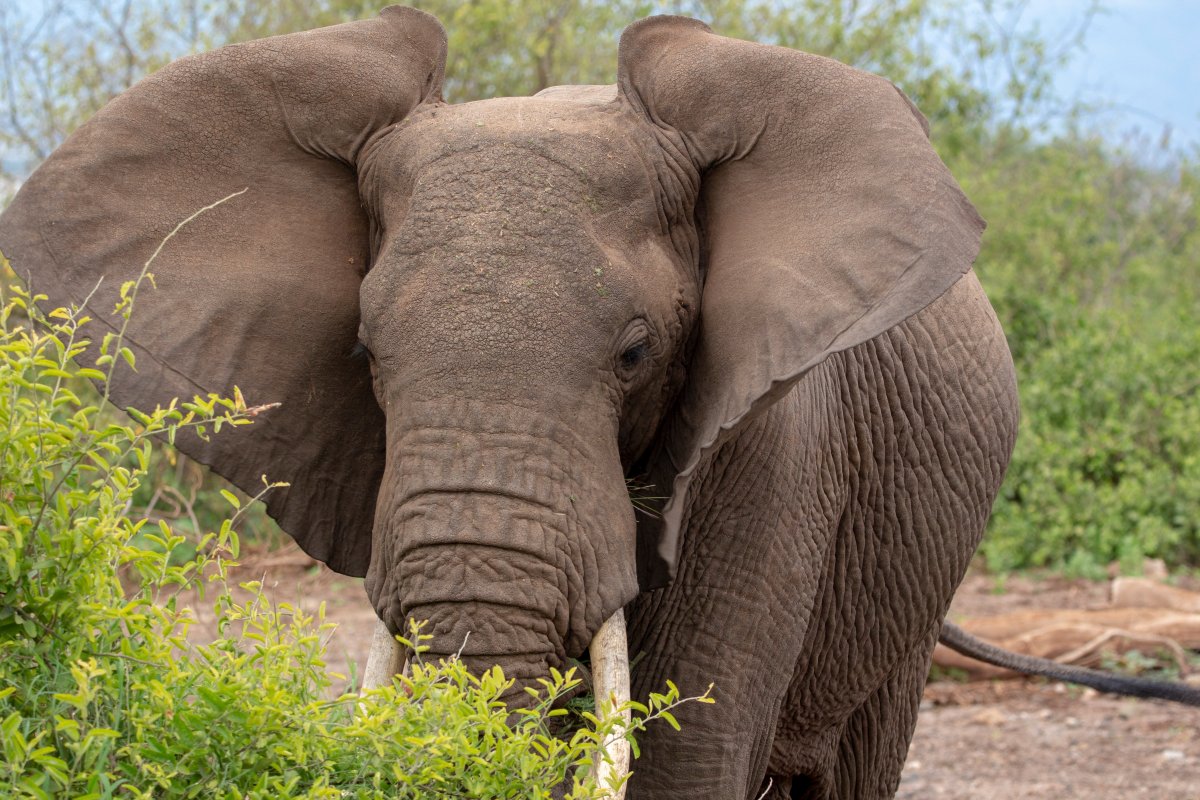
969, 138, 1200, 575
1100, 647, 1200, 682
0, 274, 707, 797
1, 0, 1196, 574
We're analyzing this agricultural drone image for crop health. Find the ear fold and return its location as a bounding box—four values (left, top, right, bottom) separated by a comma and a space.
0, 7, 447, 576
618, 16, 985, 586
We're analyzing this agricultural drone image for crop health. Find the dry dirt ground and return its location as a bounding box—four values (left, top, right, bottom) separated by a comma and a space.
902, 573, 1200, 799
186, 551, 1200, 798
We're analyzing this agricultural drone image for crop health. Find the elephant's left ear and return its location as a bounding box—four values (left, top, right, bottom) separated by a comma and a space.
0, 7, 446, 577
618, 16, 984, 586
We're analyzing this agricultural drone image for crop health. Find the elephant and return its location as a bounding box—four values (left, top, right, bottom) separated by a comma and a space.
3, 7, 1198, 799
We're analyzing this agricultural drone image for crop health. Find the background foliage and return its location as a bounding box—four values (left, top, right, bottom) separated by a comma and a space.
1, 0, 1197, 574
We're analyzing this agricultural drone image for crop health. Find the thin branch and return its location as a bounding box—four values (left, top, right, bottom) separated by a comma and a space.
101, 187, 248, 400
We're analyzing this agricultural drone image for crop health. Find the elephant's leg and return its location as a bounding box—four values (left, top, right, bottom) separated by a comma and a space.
625, 374, 850, 800
772, 276, 1019, 799
826, 624, 938, 799
770, 624, 937, 800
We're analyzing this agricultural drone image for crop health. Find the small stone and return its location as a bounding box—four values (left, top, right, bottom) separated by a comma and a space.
1161, 749, 1186, 762
971, 707, 1007, 726
1143, 558, 1168, 579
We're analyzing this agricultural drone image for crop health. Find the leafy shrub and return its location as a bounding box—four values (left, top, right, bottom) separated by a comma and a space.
971, 140, 1200, 574
0, 274, 709, 798
982, 306, 1200, 575
0, 254, 285, 559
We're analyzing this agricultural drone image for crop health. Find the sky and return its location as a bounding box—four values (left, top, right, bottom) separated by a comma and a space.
1026, 0, 1200, 148
4, 0, 1199, 151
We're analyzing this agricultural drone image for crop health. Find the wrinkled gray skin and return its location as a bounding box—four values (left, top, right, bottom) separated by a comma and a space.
630, 280, 1013, 800
0, 8, 1019, 798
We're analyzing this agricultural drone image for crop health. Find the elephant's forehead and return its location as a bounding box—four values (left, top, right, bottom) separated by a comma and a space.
368, 96, 668, 284
358, 98, 680, 370
371, 96, 659, 211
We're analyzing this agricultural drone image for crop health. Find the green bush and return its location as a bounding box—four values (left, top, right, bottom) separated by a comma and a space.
0, 255, 285, 557
970, 140, 1200, 574
0, 273, 708, 798
983, 309, 1200, 575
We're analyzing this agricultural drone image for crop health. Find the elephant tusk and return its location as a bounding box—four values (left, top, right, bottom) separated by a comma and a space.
357, 612, 633, 798
360, 617, 406, 696
590, 608, 632, 799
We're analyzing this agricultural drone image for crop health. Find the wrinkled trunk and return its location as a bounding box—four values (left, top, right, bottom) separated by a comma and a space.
397, 525, 572, 687
363, 396, 637, 699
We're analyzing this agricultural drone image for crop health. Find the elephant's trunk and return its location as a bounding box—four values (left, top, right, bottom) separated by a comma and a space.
392, 516, 573, 692
363, 397, 638, 701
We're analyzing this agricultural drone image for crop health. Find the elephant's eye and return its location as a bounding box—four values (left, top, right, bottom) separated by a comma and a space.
619, 340, 649, 370
615, 321, 653, 380
350, 340, 371, 361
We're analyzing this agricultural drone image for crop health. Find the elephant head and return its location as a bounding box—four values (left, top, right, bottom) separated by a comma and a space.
0, 8, 982, 703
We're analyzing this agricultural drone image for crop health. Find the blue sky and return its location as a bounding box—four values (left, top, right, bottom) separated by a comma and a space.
1027, 0, 1199, 147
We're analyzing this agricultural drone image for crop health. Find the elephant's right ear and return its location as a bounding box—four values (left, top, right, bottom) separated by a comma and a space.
619, 17, 984, 587
0, 7, 446, 576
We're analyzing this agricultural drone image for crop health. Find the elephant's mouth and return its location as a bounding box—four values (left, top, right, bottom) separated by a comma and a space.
360, 608, 633, 798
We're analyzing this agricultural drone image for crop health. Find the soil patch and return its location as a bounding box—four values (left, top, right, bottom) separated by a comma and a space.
904, 571, 1200, 799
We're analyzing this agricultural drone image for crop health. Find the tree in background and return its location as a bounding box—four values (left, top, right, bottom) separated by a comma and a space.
2, 0, 1197, 575
0, 0, 1082, 179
